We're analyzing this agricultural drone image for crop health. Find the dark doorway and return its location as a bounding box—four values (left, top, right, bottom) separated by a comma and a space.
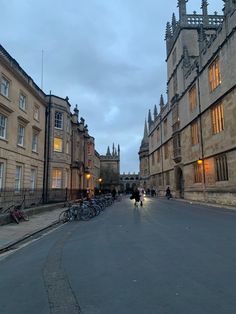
176, 167, 184, 198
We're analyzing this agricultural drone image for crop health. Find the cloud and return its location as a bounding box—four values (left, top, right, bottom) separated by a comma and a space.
1, 0, 224, 172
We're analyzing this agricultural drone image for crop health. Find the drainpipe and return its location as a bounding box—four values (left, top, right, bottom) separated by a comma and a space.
44, 91, 52, 203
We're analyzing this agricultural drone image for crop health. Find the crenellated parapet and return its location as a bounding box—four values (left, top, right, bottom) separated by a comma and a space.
165, 1, 224, 56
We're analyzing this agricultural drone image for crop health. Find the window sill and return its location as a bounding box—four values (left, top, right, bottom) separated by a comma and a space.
17, 144, 26, 149
0, 137, 8, 143
0, 93, 11, 102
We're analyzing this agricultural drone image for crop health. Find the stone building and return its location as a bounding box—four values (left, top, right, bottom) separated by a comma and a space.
0, 44, 47, 207
100, 144, 120, 192
44, 94, 72, 202
120, 172, 140, 193
70, 106, 97, 197
0, 44, 101, 207
142, 0, 236, 205
138, 120, 149, 191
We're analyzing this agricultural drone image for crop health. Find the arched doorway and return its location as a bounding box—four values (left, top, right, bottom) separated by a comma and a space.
175, 166, 184, 198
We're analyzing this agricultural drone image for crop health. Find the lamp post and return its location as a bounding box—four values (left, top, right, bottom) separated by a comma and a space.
85, 172, 91, 198
98, 178, 102, 194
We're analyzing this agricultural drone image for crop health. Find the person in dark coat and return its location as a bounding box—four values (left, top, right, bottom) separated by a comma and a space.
131, 188, 140, 206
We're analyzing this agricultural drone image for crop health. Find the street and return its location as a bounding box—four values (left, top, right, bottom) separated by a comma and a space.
1, 196, 236, 314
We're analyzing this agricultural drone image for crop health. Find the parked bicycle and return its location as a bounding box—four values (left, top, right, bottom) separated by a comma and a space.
4, 202, 29, 224
59, 201, 90, 223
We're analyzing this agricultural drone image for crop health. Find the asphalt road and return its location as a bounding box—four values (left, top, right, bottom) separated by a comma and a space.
1, 196, 236, 314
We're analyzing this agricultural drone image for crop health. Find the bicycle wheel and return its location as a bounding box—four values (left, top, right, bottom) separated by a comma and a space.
80, 206, 91, 221
59, 210, 70, 223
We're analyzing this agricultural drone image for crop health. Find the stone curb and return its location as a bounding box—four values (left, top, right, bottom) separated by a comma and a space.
0, 218, 61, 254
0, 202, 65, 226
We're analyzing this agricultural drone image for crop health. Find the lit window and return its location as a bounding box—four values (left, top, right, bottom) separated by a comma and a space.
1, 77, 10, 97
191, 121, 199, 146
55, 111, 63, 129
215, 155, 228, 181
15, 165, 22, 191
17, 125, 25, 146
52, 169, 62, 188
54, 137, 63, 152
0, 163, 4, 189
194, 162, 202, 183
208, 57, 221, 92
19, 93, 26, 111
212, 103, 224, 134
30, 168, 36, 191
0, 114, 7, 139
32, 131, 38, 152
189, 84, 197, 111
34, 105, 39, 121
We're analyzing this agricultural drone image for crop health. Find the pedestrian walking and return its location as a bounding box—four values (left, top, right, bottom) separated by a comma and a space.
139, 188, 145, 206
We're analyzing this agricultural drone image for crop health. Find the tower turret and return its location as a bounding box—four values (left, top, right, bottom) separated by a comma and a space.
178, 0, 188, 23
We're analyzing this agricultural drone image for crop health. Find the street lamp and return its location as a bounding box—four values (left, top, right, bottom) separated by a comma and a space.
98, 178, 102, 194
85, 172, 91, 198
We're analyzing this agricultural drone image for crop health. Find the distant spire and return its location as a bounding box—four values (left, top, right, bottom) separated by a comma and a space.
106, 146, 111, 156
154, 104, 158, 120
148, 109, 153, 125
112, 143, 115, 156
165, 22, 172, 40
160, 94, 165, 108
118, 144, 120, 157
172, 13, 177, 32
141, 119, 149, 148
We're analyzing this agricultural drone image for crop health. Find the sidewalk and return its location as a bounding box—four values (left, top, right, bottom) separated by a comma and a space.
0, 207, 63, 252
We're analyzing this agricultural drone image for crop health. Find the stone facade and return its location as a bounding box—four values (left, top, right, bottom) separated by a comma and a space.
120, 173, 140, 193
100, 144, 120, 191
0, 44, 103, 207
0, 44, 46, 206
141, 1, 236, 205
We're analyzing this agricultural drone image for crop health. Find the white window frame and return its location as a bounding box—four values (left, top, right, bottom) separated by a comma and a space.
0, 114, 7, 139
34, 105, 39, 121
15, 165, 22, 191
32, 131, 38, 152
1, 76, 10, 98
30, 168, 36, 191
54, 111, 63, 129
52, 169, 62, 189
19, 93, 26, 111
18, 125, 25, 146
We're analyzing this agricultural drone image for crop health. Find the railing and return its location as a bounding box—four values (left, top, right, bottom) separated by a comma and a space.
0, 188, 88, 214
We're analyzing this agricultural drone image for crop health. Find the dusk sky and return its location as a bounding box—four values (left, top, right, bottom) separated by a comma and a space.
1, 0, 223, 173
